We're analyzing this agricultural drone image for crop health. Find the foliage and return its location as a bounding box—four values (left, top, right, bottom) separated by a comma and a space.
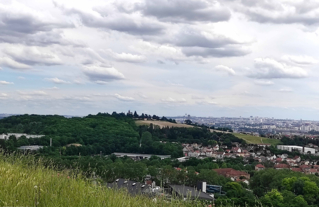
0, 154, 202, 207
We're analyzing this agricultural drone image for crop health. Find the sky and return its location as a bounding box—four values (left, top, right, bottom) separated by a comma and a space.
1, 0, 319, 120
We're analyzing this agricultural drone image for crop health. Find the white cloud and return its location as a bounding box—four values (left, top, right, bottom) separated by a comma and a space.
215, 65, 236, 76
136, 0, 231, 23
18, 76, 25, 80
191, 95, 205, 100
0, 1, 73, 46
18, 90, 47, 96
138, 93, 148, 99
279, 88, 293, 93
161, 97, 187, 103
103, 49, 146, 63
254, 80, 274, 86
0, 57, 31, 69
0, 93, 8, 97
281, 55, 318, 65
230, 0, 319, 26
114, 93, 134, 101
47, 86, 59, 90
0, 81, 14, 85
3, 46, 62, 67
45, 78, 69, 84
196, 100, 217, 105
248, 58, 308, 79
83, 65, 125, 83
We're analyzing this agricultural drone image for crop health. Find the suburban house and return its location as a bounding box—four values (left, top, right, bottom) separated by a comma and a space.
274, 164, 290, 170
214, 168, 250, 180
255, 164, 265, 171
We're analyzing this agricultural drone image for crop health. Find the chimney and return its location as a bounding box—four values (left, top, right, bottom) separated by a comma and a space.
196, 181, 207, 193
202, 182, 207, 193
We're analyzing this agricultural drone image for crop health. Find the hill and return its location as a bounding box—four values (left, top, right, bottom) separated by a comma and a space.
232, 133, 281, 145
0, 155, 192, 207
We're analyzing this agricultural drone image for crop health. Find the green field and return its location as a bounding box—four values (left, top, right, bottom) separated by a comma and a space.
233, 133, 281, 145
135, 120, 193, 128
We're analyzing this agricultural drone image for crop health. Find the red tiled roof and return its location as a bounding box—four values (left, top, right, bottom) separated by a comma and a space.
291, 168, 302, 172
299, 165, 311, 169
274, 164, 289, 169
214, 168, 250, 178
255, 164, 265, 168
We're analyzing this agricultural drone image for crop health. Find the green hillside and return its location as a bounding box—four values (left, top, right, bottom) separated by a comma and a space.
233, 133, 281, 145
0, 156, 195, 207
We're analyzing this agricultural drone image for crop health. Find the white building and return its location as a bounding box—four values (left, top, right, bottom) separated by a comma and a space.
17, 145, 43, 151
277, 145, 316, 154
0, 133, 44, 140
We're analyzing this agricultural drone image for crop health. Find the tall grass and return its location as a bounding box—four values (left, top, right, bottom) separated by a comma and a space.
0, 154, 208, 207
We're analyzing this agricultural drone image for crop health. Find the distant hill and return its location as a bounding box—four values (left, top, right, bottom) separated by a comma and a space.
0, 114, 17, 119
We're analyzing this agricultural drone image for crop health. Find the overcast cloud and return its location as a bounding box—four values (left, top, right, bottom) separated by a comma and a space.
1, 0, 319, 120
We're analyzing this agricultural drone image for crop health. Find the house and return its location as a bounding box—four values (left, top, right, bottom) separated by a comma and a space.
214, 168, 250, 180
274, 164, 289, 170
169, 184, 214, 201
255, 164, 265, 171
257, 144, 271, 149
306, 169, 317, 175
113, 153, 170, 160
291, 168, 303, 172
231, 147, 242, 153
107, 178, 153, 196
275, 158, 283, 163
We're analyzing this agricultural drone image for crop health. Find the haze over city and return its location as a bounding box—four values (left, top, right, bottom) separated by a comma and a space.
1, 0, 319, 119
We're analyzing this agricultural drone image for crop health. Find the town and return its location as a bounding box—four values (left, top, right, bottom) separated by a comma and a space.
173, 115, 319, 137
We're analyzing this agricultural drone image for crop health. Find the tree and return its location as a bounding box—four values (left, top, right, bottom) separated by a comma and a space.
292, 195, 308, 207
262, 189, 284, 207
141, 131, 152, 147
303, 180, 319, 204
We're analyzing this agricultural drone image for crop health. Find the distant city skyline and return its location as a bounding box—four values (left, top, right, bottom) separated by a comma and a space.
1, 1, 319, 120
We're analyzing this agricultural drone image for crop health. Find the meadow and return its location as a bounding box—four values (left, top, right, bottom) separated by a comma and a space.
232, 133, 281, 145
135, 120, 194, 128
0, 154, 208, 207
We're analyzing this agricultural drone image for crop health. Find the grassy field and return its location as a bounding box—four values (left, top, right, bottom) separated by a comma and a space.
0, 155, 203, 207
136, 120, 194, 128
232, 133, 281, 145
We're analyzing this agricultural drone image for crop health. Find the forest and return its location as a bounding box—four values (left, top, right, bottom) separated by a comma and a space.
0, 113, 244, 158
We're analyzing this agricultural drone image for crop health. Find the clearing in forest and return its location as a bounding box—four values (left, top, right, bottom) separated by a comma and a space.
135, 120, 193, 128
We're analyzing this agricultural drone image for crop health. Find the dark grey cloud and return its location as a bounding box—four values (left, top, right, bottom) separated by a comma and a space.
150, 28, 252, 58
57, 4, 165, 36
231, 0, 319, 25
0, 2, 77, 47
0, 30, 85, 47
173, 29, 239, 48
247, 58, 308, 79
136, 0, 231, 23
0, 46, 62, 69
182, 46, 250, 58
83, 65, 125, 83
